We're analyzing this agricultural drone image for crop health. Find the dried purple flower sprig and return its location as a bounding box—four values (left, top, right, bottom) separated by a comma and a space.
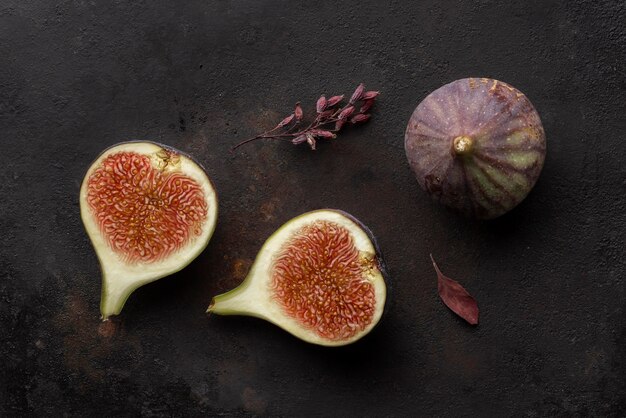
232, 83, 379, 151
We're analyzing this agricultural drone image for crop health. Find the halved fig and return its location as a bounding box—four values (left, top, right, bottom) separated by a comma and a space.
405, 78, 546, 219
80, 141, 218, 320
208, 210, 387, 346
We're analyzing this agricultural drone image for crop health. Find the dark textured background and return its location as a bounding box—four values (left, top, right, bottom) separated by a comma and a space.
1, 0, 625, 416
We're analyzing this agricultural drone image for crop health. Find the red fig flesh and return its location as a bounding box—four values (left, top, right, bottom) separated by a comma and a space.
271, 219, 378, 341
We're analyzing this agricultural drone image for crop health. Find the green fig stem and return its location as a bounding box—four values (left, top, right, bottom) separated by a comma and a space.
100, 278, 136, 321
452, 135, 474, 156
206, 285, 254, 316
101, 296, 123, 321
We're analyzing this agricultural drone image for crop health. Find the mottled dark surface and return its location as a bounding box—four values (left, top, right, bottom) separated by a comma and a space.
1, 0, 624, 416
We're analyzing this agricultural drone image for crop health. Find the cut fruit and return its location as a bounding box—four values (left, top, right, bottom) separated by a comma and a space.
80, 141, 218, 320
208, 210, 387, 346
405, 78, 546, 219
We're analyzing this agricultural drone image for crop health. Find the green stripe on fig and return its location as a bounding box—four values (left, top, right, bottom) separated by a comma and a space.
473, 159, 529, 200
466, 161, 514, 209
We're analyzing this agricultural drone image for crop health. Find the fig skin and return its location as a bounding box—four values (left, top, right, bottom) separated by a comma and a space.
405, 78, 546, 219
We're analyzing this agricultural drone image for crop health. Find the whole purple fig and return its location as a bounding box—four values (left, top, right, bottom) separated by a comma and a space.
405, 78, 546, 219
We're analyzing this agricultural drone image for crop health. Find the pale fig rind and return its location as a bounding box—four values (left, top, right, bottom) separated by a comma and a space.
80, 141, 218, 320
405, 78, 546, 219
208, 209, 388, 347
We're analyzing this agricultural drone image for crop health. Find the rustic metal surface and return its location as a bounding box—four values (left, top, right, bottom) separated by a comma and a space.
1, 1, 624, 416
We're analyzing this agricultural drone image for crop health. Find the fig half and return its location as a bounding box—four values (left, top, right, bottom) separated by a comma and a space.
80, 141, 218, 319
208, 210, 387, 346
405, 78, 546, 219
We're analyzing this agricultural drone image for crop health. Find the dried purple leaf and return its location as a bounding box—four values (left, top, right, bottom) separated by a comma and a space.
338, 106, 355, 120
327, 95, 344, 107
360, 99, 375, 113
316, 96, 327, 113
319, 109, 334, 119
361, 90, 380, 100
292, 134, 307, 145
306, 133, 316, 150
349, 83, 365, 104
294, 102, 303, 121
310, 129, 336, 139
350, 114, 371, 124
277, 114, 295, 128
431, 255, 479, 325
